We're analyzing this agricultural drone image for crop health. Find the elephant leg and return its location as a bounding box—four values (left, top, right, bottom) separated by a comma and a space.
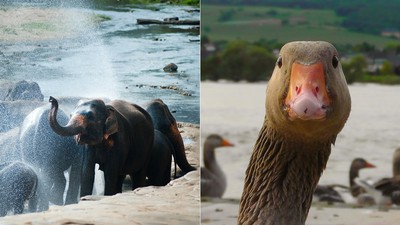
36, 178, 50, 212
49, 171, 66, 205
28, 189, 38, 212
66, 152, 83, 204
81, 147, 96, 197
103, 169, 119, 195
13, 201, 24, 215
0, 207, 6, 217
163, 157, 172, 185
130, 168, 147, 190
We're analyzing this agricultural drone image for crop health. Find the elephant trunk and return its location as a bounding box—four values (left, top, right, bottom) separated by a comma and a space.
49, 96, 84, 136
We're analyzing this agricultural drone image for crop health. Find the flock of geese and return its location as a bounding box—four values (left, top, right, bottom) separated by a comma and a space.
200, 41, 400, 224
314, 149, 400, 206
201, 134, 400, 207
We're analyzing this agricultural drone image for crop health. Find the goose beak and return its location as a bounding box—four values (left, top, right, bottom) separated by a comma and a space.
365, 161, 376, 168
221, 139, 234, 147
285, 62, 331, 121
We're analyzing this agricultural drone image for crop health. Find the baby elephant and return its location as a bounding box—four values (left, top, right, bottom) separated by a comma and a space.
0, 161, 38, 216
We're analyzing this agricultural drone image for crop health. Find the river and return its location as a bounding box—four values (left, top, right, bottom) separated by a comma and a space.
0, 1, 200, 124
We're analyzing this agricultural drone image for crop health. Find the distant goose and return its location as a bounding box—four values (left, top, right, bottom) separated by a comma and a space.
201, 134, 234, 198
238, 41, 351, 225
349, 158, 376, 197
361, 148, 400, 205
314, 158, 375, 204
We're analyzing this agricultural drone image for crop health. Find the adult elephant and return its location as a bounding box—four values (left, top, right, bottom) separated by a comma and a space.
146, 99, 195, 177
0, 161, 38, 216
48, 97, 154, 196
20, 104, 82, 211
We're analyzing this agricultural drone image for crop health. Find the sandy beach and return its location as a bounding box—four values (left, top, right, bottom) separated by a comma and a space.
201, 81, 400, 224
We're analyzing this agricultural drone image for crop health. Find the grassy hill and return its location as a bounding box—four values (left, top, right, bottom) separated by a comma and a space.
201, 4, 396, 48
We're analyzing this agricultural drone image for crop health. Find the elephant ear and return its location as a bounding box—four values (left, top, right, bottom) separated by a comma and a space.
104, 107, 119, 140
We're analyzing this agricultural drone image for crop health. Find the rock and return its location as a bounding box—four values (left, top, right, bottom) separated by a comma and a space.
0, 80, 44, 101
163, 63, 178, 72
0, 127, 21, 163
0, 96, 82, 133
0, 101, 45, 132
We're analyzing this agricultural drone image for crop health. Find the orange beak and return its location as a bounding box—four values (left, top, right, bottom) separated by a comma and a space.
221, 139, 234, 147
365, 161, 376, 169
284, 62, 331, 120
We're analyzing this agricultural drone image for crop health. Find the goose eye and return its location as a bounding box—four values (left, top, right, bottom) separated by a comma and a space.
277, 56, 283, 68
332, 55, 339, 68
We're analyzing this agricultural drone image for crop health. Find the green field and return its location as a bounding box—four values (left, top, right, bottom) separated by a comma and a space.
201, 4, 396, 48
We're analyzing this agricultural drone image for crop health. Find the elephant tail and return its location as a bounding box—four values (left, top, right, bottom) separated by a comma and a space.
163, 123, 196, 174
146, 99, 196, 174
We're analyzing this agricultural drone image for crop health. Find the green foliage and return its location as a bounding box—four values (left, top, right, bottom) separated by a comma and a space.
202, 0, 400, 36
201, 40, 276, 82
380, 60, 394, 75
253, 38, 283, 52
341, 55, 367, 84
218, 9, 236, 22
384, 42, 400, 54
351, 42, 375, 53
201, 4, 395, 48
360, 75, 400, 85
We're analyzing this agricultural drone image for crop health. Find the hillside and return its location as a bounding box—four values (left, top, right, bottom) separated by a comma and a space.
201, 4, 397, 48
202, 0, 400, 35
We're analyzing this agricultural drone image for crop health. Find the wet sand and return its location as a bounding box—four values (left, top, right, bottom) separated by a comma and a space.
201, 81, 400, 224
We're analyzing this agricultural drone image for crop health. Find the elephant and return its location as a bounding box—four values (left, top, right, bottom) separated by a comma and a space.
48, 96, 154, 196
0, 161, 38, 216
145, 99, 195, 176
19, 104, 83, 211
147, 129, 177, 186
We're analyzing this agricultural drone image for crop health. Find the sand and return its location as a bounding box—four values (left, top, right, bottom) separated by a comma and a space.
200, 81, 400, 224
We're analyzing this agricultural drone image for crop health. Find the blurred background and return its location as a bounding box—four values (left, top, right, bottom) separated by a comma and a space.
201, 0, 400, 83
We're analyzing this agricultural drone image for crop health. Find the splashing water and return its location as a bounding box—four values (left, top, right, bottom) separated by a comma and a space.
0, 1, 200, 123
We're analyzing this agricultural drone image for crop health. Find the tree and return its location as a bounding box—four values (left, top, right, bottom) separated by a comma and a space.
341, 55, 368, 84
201, 40, 276, 81
380, 60, 394, 75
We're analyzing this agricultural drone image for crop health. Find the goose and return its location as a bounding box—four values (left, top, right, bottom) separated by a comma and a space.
349, 158, 376, 197
360, 148, 400, 205
238, 41, 351, 225
201, 134, 234, 198
313, 158, 375, 204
